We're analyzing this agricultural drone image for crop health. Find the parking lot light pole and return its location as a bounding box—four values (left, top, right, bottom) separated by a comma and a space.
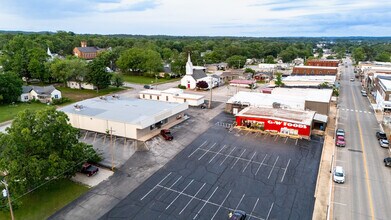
1, 179, 14, 220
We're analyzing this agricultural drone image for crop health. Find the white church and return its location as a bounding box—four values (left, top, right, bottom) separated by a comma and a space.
180, 54, 221, 90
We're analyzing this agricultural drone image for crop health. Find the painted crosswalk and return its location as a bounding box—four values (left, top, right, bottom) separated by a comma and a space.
340, 108, 372, 114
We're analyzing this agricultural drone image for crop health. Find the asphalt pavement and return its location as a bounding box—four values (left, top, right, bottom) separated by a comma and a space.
332, 58, 391, 220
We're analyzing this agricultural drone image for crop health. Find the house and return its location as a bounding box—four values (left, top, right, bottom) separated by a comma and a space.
20, 85, 62, 103
73, 41, 104, 60
180, 54, 207, 89
67, 81, 97, 90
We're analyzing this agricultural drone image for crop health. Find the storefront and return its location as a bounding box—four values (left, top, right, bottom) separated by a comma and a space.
235, 106, 315, 139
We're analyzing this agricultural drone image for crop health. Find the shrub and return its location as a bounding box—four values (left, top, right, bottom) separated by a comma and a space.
52, 97, 71, 105
178, 84, 186, 89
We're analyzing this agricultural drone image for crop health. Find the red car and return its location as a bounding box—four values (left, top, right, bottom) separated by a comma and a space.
160, 129, 173, 141
81, 163, 99, 177
336, 136, 345, 147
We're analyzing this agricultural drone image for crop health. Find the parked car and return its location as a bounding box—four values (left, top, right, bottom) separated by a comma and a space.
160, 129, 173, 141
379, 139, 389, 148
81, 163, 99, 177
384, 157, 391, 167
350, 78, 354, 82
336, 128, 345, 137
143, 84, 153, 89
333, 166, 345, 184
361, 91, 367, 97
336, 136, 346, 147
228, 210, 247, 220
376, 131, 387, 140
361, 90, 366, 94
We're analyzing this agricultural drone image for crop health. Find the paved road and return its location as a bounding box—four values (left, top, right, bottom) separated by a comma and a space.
332, 58, 391, 219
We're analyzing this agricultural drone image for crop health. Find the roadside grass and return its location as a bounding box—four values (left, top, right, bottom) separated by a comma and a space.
57, 86, 126, 103
120, 74, 180, 84
0, 179, 89, 220
0, 103, 48, 123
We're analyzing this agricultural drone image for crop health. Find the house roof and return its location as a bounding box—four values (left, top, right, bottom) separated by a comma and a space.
22, 85, 57, 95
193, 69, 207, 80
75, 47, 100, 53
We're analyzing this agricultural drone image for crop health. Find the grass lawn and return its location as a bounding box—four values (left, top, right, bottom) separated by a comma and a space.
120, 74, 180, 84
57, 86, 126, 103
0, 179, 89, 220
0, 103, 49, 123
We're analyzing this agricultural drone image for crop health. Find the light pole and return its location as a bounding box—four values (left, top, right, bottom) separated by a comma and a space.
1, 179, 14, 220
208, 76, 213, 109
106, 127, 115, 171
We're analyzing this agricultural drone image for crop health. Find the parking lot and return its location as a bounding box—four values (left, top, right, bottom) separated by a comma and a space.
100, 113, 323, 220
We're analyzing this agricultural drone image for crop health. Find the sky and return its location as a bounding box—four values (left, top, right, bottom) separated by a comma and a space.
1, 0, 391, 37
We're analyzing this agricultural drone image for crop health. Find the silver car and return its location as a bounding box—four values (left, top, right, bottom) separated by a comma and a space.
379, 139, 389, 148
333, 166, 345, 184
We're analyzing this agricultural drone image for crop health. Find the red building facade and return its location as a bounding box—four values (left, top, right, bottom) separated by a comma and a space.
292, 66, 338, 75
307, 59, 340, 67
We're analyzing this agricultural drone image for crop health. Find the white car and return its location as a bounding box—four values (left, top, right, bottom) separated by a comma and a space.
333, 166, 345, 184
350, 78, 355, 82
379, 139, 389, 148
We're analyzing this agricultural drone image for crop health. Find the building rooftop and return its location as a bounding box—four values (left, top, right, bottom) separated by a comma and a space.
140, 88, 204, 100
237, 106, 315, 125
271, 87, 332, 103
60, 97, 188, 129
293, 66, 338, 70
230, 79, 256, 84
378, 77, 391, 91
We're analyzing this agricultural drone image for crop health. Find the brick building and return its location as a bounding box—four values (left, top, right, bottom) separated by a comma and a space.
73, 41, 104, 60
306, 59, 340, 67
292, 66, 338, 75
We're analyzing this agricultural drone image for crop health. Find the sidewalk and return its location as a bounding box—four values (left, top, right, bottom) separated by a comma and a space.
312, 101, 337, 220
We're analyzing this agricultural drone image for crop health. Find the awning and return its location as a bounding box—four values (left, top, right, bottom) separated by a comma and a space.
313, 113, 328, 123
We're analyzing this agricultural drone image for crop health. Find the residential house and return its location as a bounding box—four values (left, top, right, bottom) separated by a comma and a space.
73, 41, 104, 60
67, 81, 96, 90
20, 85, 62, 103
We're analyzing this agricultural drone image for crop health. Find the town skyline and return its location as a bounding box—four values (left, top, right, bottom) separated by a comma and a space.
1, 0, 391, 37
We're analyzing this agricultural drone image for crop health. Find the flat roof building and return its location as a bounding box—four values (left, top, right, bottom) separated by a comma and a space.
60, 97, 188, 141
278, 75, 336, 88
139, 88, 204, 106
292, 66, 338, 75
306, 59, 340, 67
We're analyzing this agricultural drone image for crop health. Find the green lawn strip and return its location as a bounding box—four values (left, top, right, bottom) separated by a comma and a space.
0, 179, 89, 220
0, 103, 48, 123
120, 74, 180, 84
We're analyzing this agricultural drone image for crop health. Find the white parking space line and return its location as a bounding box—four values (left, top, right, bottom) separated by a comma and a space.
355, 110, 358, 112
166, 180, 194, 210
268, 156, 279, 179
274, 136, 278, 141
157, 176, 182, 200
266, 202, 274, 220
350, 109, 354, 111
263, 134, 269, 140
280, 159, 291, 182
246, 131, 251, 136
93, 132, 97, 142
140, 172, 172, 201
198, 143, 216, 160
208, 145, 226, 164
231, 149, 247, 169
220, 147, 236, 166
188, 141, 207, 158
255, 132, 259, 137
179, 183, 206, 215
359, 110, 362, 113
247, 198, 260, 220
211, 190, 232, 220
364, 111, 367, 113
193, 187, 219, 220
284, 137, 288, 143
333, 201, 347, 206
295, 139, 299, 145
255, 154, 268, 175
234, 194, 246, 211
242, 152, 257, 173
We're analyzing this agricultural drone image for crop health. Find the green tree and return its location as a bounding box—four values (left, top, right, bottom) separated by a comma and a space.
0, 72, 23, 104
116, 48, 162, 75
28, 47, 49, 82
112, 74, 124, 88
375, 51, 391, 62
274, 72, 284, 87
265, 55, 276, 64
0, 108, 101, 197
352, 47, 365, 63
226, 55, 246, 69
86, 58, 112, 90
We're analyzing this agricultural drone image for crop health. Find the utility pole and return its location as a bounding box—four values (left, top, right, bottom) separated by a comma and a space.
106, 127, 115, 171
1, 179, 14, 220
208, 76, 213, 109
155, 74, 158, 90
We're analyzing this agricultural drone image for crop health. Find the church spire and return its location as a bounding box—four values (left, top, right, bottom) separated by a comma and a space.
185, 53, 193, 75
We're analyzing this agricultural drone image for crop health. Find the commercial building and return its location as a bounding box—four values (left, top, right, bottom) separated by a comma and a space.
279, 75, 336, 88
60, 97, 188, 141
292, 66, 338, 75
235, 106, 315, 139
306, 59, 340, 67
139, 88, 205, 106
374, 75, 391, 111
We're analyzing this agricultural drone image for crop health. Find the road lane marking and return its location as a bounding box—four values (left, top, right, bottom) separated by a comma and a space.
198, 143, 216, 160
166, 179, 194, 210
140, 172, 172, 201
268, 156, 279, 179
179, 183, 206, 215
193, 187, 219, 219
211, 190, 232, 220
351, 86, 376, 220
281, 159, 291, 182
188, 141, 207, 158
333, 201, 347, 206
208, 145, 226, 164
242, 152, 257, 172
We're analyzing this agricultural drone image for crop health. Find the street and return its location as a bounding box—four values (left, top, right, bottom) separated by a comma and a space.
332, 58, 391, 219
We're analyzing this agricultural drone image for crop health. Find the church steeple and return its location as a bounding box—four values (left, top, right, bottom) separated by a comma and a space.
185, 53, 193, 75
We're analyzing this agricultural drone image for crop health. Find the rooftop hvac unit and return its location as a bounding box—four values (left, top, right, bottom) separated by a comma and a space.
272, 102, 281, 109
